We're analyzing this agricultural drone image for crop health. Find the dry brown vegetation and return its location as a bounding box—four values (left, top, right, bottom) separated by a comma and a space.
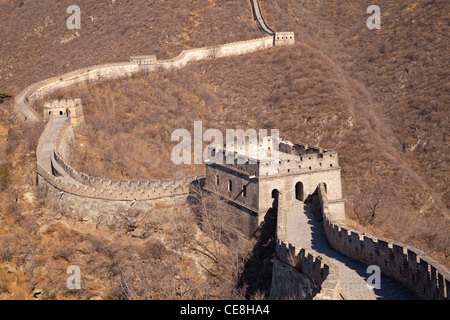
0, 0, 265, 300
0, 101, 256, 300
0, 0, 448, 299
0, 0, 261, 95
53, 0, 449, 265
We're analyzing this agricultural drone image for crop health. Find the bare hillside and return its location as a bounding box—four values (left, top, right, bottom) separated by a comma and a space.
0, 0, 448, 300
0, 0, 260, 94
48, 0, 449, 265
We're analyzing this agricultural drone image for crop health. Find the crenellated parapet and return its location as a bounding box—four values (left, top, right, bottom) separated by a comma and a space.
274, 32, 295, 46
317, 184, 450, 300
38, 159, 203, 202
47, 149, 202, 201
44, 98, 85, 128
272, 240, 340, 300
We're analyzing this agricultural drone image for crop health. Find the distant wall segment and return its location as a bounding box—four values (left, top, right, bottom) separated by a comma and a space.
14, 36, 294, 124
15, 18, 294, 212
35, 115, 204, 202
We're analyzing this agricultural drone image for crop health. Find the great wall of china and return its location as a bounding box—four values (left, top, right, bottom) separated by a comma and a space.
271, 184, 450, 299
13, 0, 449, 300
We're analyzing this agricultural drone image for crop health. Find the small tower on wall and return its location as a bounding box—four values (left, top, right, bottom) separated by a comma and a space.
201, 136, 345, 238
44, 99, 85, 129
66, 99, 85, 129
274, 32, 295, 46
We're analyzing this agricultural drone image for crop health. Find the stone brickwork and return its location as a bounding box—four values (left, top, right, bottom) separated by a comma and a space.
202, 190, 260, 239
202, 139, 345, 237
318, 184, 450, 300
275, 32, 296, 46
54, 120, 75, 161
250, 0, 275, 35
12, 0, 448, 299
51, 152, 201, 201
130, 55, 157, 66
270, 183, 449, 300
14, 62, 141, 123
156, 37, 276, 71
271, 241, 340, 300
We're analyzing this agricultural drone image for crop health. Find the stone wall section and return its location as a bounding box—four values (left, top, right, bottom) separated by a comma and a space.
156, 37, 275, 70
14, 35, 292, 124
270, 192, 341, 300
271, 241, 340, 300
318, 184, 450, 300
37, 173, 187, 230
250, 0, 275, 35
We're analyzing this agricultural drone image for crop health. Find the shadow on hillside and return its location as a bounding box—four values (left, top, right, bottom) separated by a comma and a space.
237, 198, 278, 299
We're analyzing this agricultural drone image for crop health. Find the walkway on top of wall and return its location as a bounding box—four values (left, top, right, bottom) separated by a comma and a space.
39, 115, 84, 186
251, 0, 275, 35
285, 200, 414, 300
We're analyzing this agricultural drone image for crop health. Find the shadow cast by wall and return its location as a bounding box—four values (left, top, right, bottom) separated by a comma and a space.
307, 194, 413, 300
237, 198, 278, 298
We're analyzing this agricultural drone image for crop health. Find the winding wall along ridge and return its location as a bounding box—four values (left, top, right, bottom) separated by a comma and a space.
251, 0, 275, 35
16, 2, 292, 203
317, 184, 450, 300
273, 184, 449, 300
14, 0, 449, 299
14, 36, 279, 124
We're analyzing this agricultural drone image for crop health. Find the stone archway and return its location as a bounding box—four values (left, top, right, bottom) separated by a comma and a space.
271, 189, 280, 215
272, 189, 280, 202
295, 182, 304, 202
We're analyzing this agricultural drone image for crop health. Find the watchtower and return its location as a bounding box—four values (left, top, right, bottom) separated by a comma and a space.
201, 137, 345, 238
274, 32, 295, 46
44, 99, 85, 128
130, 55, 157, 68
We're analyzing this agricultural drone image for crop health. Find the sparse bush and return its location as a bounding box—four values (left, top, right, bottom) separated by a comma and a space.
0, 164, 11, 191
0, 93, 12, 103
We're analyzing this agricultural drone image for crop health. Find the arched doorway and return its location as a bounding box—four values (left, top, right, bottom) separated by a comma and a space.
238, 189, 279, 297
269, 189, 280, 229
271, 189, 280, 213
272, 189, 279, 201
295, 182, 304, 201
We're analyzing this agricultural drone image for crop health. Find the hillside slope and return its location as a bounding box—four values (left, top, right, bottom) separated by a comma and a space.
0, 0, 448, 299
49, 0, 449, 265
0, 0, 260, 94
